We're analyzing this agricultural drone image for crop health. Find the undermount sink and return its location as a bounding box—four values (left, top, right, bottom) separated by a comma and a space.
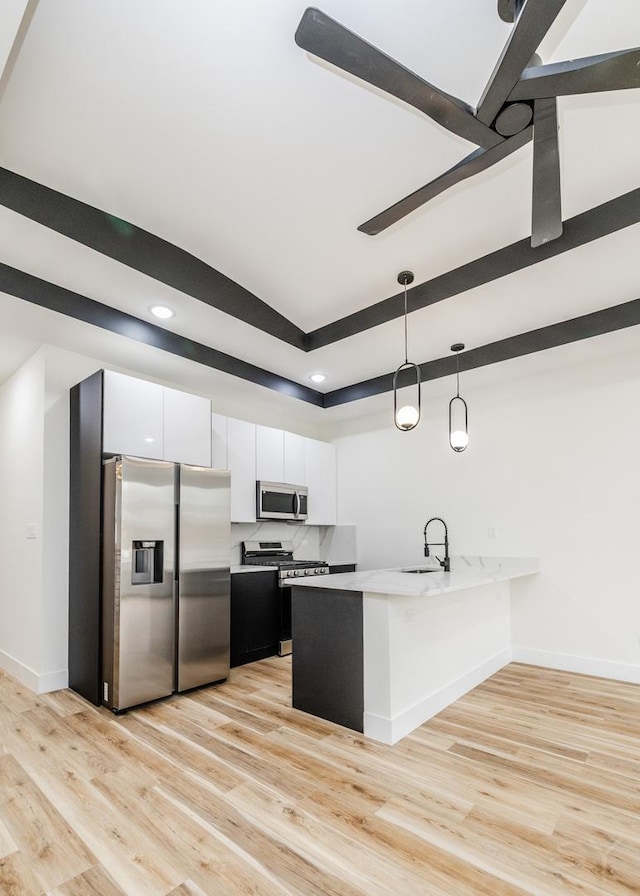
401, 567, 440, 574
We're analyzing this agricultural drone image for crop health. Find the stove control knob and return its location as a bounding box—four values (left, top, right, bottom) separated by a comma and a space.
304, 568, 313, 576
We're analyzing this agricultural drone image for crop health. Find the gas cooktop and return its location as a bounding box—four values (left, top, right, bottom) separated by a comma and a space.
241, 540, 329, 580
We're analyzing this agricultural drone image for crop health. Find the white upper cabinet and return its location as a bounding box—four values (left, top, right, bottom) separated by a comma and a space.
102, 371, 164, 459
284, 431, 305, 485
255, 425, 285, 482
227, 418, 257, 523
256, 426, 305, 485
211, 413, 228, 470
304, 438, 337, 525
163, 387, 211, 467
103, 371, 211, 466
210, 414, 335, 525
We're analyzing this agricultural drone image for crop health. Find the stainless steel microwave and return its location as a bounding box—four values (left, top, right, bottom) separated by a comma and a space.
256, 481, 308, 521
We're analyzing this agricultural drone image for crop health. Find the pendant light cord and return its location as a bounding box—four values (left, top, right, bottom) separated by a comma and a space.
403, 278, 409, 364
455, 350, 460, 398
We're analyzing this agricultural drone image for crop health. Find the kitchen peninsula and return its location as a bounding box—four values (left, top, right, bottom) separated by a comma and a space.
291, 557, 539, 745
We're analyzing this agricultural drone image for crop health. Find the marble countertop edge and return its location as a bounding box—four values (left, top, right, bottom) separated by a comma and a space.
291, 556, 540, 597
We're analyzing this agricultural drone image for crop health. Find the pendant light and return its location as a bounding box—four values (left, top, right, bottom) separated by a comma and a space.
393, 271, 421, 431
449, 343, 469, 451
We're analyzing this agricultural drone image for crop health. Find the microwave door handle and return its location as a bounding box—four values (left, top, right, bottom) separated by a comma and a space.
294, 492, 300, 518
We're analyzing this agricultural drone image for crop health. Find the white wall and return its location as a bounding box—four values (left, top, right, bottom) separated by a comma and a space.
6, 335, 640, 694
0, 0, 30, 83
0, 345, 99, 691
334, 342, 640, 681
0, 343, 334, 692
0, 349, 45, 686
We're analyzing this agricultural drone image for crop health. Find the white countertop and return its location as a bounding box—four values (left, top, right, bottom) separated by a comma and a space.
291, 555, 539, 597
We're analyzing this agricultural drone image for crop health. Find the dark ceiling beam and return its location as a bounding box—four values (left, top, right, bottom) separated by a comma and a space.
4, 166, 640, 356
0, 263, 323, 406
0, 166, 307, 351
306, 186, 640, 350
323, 296, 640, 407
2, 260, 640, 412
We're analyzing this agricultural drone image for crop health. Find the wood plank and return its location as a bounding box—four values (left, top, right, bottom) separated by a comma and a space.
1, 660, 640, 894
48, 864, 127, 895
0, 753, 95, 890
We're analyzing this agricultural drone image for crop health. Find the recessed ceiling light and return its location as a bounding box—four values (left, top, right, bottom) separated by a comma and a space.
309, 373, 326, 384
144, 437, 155, 443
149, 304, 175, 320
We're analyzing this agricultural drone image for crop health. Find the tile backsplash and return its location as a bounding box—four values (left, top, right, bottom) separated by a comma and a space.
231, 522, 357, 566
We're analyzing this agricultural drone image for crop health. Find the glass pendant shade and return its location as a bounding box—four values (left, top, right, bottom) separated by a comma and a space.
450, 428, 469, 451
393, 271, 421, 432
396, 405, 420, 430
449, 343, 469, 452
393, 361, 421, 430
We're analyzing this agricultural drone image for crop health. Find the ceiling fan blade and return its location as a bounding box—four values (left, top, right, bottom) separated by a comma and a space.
498, 0, 525, 24
358, 128, 532, 235
510, 48, 640, 100
477, 0, 569, 125
295, 7, 502, 149
531, 97, 562, 248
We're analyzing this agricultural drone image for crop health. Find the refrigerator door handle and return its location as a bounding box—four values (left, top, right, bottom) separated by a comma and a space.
173, 577, 179, 693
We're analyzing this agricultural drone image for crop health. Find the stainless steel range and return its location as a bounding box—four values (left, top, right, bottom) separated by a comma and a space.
241, 540, 329, 656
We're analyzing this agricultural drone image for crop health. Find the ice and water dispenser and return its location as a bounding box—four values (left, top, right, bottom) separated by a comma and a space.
131, 540, 164, 585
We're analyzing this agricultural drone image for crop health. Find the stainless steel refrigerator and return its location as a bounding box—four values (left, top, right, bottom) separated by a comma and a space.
101, 455, 230, 711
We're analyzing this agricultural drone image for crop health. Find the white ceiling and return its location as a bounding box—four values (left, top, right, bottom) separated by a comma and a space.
0, 0, 639, 414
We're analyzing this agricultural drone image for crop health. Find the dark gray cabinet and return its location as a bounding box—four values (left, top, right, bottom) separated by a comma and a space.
291, 585, 364, 732
230, 570, 278, 667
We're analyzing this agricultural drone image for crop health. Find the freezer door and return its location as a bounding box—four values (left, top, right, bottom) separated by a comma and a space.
177, 466, 231, 691
103, 456, 175, 711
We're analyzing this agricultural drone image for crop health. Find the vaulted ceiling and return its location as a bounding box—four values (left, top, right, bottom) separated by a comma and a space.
0, 0, 639, 421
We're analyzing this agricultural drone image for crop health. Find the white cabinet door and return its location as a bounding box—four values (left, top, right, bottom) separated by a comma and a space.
163, 387, 211, 466
284, 431, 305, 485
102, 371, 164, 459
228, 418, 256, 522
211, 413, 228, 470
256, 425, 285, 482
304, 438, 337, 525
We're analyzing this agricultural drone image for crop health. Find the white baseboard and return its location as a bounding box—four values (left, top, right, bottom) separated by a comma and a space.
0, 649, 68, 694
364, 647, 513, 745
37, 668, 69, 693
512, 647, 640, 685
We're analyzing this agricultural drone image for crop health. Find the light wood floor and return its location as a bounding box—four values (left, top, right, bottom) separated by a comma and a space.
2, 660, 640, 895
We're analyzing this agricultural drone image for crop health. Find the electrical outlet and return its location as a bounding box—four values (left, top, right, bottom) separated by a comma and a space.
487, 525, 497, 539
26, 523, 37, 540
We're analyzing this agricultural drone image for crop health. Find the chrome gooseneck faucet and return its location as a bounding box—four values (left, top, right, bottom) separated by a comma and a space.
423, 518, 450, 572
